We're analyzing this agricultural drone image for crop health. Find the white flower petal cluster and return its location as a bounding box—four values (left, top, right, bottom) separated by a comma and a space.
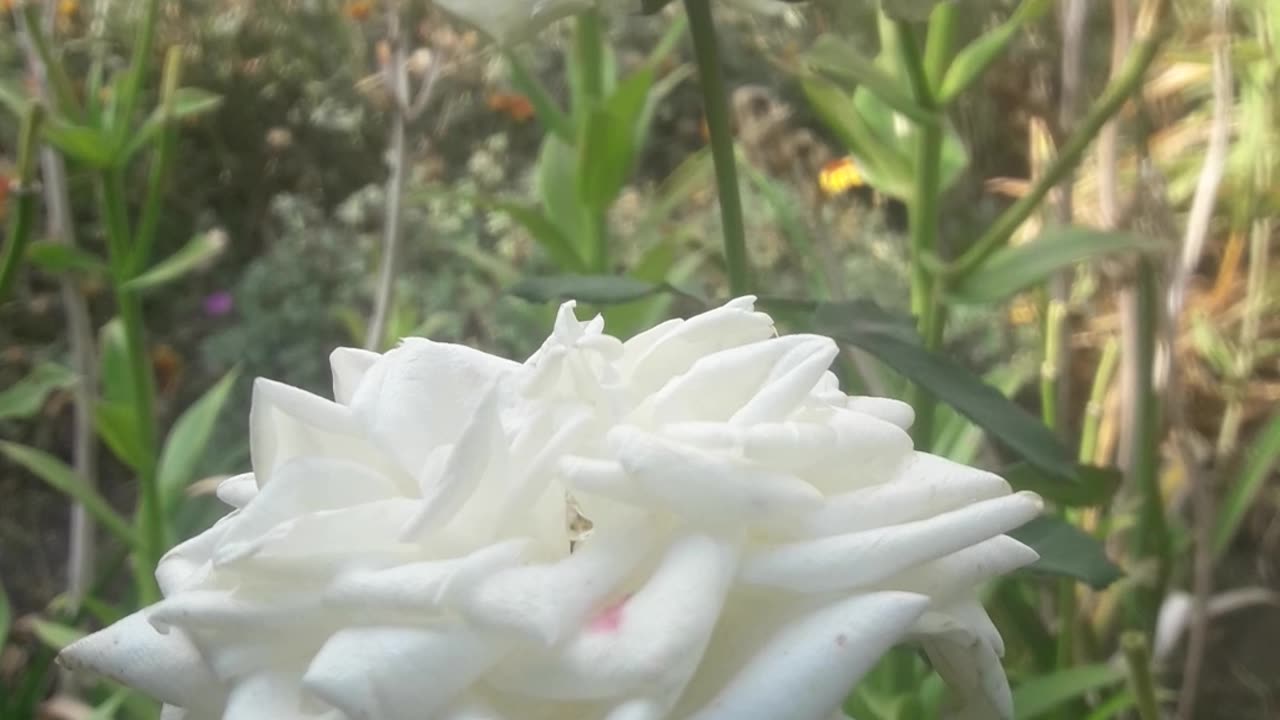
62, 297, 1040, 720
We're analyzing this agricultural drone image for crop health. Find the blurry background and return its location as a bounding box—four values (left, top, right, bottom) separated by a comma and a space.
0, 0, 1277, 718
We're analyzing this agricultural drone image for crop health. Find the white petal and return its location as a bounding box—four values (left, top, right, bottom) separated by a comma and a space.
609, 427, 823, 530
303, 624, 503, 720
921, 631, 1013, 720
59, 612, 225, 713
741, 492, 1043, 592
883, 536, 1038, 604
156, 514, 233, 595
329, 347, 380, 406
489, 533, 739, 700
684, 592, 931, 720
729, 337, 838, 425
349, 337, 518, 476
216, 473, 258, 508
224, 672, 338, 720
845, 396, 915, 430
801, 461, 1011, 537
249, 379, 372, 486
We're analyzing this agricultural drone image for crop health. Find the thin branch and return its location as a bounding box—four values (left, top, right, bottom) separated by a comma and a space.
1176, 1, 1233, 716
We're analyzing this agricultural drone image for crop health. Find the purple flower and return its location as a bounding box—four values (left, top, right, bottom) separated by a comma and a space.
202, 291, 234, 318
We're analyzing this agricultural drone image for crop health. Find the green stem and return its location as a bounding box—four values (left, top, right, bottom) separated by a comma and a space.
1122, 632, 1161, 720
130, 47, 182, 275
949, 11, 1168, 278
111, 0, 162, 143
99, 173, 162, 603
0, 104, 45, 301
1079, 336, 1120, 464
1128, 259, 1169, 631
1040, 300, 1066, 429
571, 9, 604, 123
19, 4, 83, 120
923, 1, 958, 89
683, 0, 750, 295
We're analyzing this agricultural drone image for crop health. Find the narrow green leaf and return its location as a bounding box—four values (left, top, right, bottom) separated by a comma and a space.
94, 400, 147, 471
0, 579, 10, 651
1, 104, 44, 301
938, 0, 1056, 104
1009, 515, 1124, 589
88, 689, 132, 720
1003, 463, 1123, 508
813, 301, 1077, 479
158, 371, 239, 514
506, 53, 574, 141
1083, 691, 1136, 720
42, 121, 115, 168
805, 35, 937, 126
99, 318, 135, 406
635, 147, 714, 240
25, 240, 110, 276
802, 76, 912, 198
123, 87, 223, 160
0, 362, 78, 421
1213, 411, 1280, 557
577, 68, 654, 212
122, 231, 226, 292
484, 198, 586, 272
0, 442, 135, 545
1013, 663, 1126, 719
510, 275, 665, 305
950, 226, 1165, 304
25, 617, 85, 652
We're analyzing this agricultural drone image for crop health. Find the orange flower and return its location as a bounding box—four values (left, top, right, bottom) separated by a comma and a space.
487, 93, 536, 123
58, 0, 78, 20
818, 156, 865, 196
344, 0, 373, 21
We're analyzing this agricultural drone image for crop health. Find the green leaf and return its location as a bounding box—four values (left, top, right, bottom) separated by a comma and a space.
24, 240, 109, 276
938, 0, 1055, 104
950, 227, 1165, 304
813, 301, 1077, 479
0, 579, 10, 651
802, 76, 914, 198
42, 121, 115, 168
485, 197, 586, 272
850, 86, 968, 197
506, 53, 574, 141
577, 68, 654, 212
123, 88, 223, 160
94, 400, 147, 472
99, 318, 135, 406
25, 617, 84, 651
158, 371, 239, 514
805, 35, 937, 126
510, 275, 665, 305
1013, 663, 1126, 719
122, 231, 226, 292
536, 136, 588, 264
634, 147, 714, 242
1213, 411, 1280, 558
0, 362, 78, 421
0, 441, 135, 545
1009, 515, 1124, 589
88, 689, 132, 720
1003, 463, 1122, 508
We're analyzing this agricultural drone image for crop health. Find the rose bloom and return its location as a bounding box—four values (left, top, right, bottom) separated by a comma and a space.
62, 298, 1040, 720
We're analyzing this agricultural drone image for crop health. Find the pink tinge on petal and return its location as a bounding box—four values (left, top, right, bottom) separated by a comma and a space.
589, 593, 634, 633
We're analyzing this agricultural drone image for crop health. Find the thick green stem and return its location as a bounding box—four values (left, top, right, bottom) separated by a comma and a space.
130, 47, 182, 275
1040, 300, 1066, 429
99, 173, 162, 603
1122, 632, 1161, 720
0, 104, 45, 300
1128, 258, 1169, 631
683, 0, 750, 295
949, 9, 1168, 278
1079, 337, 1120, 464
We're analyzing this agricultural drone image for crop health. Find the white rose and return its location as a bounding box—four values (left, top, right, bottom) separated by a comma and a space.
61, 297, 1040, 720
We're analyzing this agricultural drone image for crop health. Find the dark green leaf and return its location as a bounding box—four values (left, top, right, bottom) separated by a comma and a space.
122, 231, 226, 292
950, 226, 1165, 304
25, 240, 109, 276
1214, 410, 1280, 557
510, 275, 665, 305
0, 579, 10, 651
94, 400, 147, 472
158, 370, 239, 514
813, 301, 1077, 479
1010, 515, 1124, 589
0, 441, 135, 545
1013, 663, 1126, 720
1003, 463, 1122, 508
0, 362, 78, 421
